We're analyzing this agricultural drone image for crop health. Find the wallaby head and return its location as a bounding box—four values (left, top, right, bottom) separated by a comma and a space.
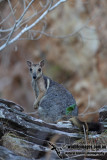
27, 60, 45, 80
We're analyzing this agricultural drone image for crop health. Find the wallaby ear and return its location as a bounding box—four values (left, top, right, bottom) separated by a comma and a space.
27, 60, 32, 67
39, 60, 45, 67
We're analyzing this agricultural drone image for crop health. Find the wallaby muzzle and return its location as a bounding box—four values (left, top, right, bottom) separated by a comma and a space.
33, 73, 37, 80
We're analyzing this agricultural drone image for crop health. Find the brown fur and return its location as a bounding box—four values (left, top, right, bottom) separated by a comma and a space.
27, 60, 47, 109
34, 76, 46, 109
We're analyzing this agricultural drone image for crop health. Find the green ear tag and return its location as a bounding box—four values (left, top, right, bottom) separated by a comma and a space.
66, 104, 76, 115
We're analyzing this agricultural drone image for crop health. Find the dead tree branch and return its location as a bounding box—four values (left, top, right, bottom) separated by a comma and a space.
0, 0, 100, 51
0, 0, 67, 51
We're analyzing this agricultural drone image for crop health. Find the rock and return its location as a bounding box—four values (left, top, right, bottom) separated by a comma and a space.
0, 99, 80, 159
0, 146, 30, 160
2, 132, 50, 159
0, 99, 106, 159
0, 98, 24, 112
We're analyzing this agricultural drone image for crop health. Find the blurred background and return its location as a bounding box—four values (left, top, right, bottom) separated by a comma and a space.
0, 0, 107, 112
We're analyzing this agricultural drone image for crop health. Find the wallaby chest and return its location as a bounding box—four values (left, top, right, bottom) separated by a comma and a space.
37, 78, 46, 92
32, 77, 46, 97
32, 80, 39, 97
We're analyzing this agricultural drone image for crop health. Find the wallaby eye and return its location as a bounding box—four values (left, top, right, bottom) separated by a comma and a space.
38, 68, 41, 72
30, 68, 32, 72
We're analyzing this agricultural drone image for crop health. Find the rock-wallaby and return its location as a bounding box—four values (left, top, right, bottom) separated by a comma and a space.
27, 60, 78, 123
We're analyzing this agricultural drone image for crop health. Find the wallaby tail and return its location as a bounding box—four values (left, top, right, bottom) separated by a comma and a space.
69, 117, 103, 133
87, 122, 103, 133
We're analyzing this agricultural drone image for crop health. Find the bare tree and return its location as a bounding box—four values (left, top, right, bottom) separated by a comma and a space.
0, 0, 98, 51
0, 0, 69, 51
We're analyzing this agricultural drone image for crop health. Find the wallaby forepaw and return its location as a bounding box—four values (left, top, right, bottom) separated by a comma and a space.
33, 104, 38, 109
33, 101, 39, 109
34, 105, 38, 109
